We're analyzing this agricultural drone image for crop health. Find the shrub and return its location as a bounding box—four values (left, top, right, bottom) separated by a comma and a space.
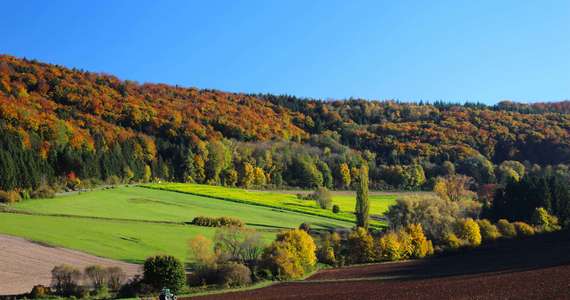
299, 222, 311, 232
444, 232, 462, 249
191, 216, 244, 227
407, 224, 433, 258
51, 265, 81, 296
332, 204, 340, 214
143, 255, 186, 293
312, 187, 333, 209
378, 231, 405, 261
513, 221, 535, 236
106, 175, 122, 186
346, 227, 375, 264
213, 226, 264, 265
30, 185, 55, 199
84, 265, 108, 289
477, 219, 501, 241
317, 232, 341, 265
0, 190, 21, 203
532, 207, 561, 232
263, 229, 317, 280
29, 285, 50, 299
496, 219, 517, 238
117, 275, 154, 298
218, 262, 252, 288
107, 266, 127, 291
457, 218, 482, 246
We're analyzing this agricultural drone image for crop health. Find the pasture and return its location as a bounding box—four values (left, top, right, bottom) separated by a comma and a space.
1, 185, 364, 263
142, 183, 399, 227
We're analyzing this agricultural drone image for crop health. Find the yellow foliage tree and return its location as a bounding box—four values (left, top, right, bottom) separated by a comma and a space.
458, 218, 482, 246
263, 229, 317, 279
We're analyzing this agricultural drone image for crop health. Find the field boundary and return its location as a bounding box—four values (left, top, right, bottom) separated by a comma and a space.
139, 185, 385, 228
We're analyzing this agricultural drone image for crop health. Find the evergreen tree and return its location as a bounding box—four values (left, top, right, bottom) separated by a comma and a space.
355, 166, 370, 228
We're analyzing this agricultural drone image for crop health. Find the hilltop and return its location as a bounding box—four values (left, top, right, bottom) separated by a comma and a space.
1, 54, 569, 191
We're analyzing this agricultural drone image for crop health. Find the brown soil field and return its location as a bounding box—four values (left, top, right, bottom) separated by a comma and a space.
194, 231, 570, 300
0, 234, 140, 295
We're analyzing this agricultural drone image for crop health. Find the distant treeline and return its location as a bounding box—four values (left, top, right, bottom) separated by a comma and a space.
1, 54, 570, 193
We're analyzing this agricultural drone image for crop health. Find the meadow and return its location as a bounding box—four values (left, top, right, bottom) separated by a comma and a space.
1, 185, 364, 263
142, 183, 399, 227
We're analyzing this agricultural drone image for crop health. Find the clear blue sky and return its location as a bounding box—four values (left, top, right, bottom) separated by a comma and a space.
1, 1, 569, 104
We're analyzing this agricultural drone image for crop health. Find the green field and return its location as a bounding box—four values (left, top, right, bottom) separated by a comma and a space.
0, 185, 365, 263
142, 183, 397, 227
11, 186, 353, 229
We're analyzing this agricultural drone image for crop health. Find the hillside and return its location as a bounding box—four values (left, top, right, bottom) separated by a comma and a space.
1, 54, 569, 192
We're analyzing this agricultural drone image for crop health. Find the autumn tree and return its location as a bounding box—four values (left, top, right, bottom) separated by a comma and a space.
433, 175, 475, 202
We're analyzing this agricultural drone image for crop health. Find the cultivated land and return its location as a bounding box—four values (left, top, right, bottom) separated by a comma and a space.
143, 183, 399, 227
0, 234, 140, 295
193, 231, 570, 300
0, 185, 364, 263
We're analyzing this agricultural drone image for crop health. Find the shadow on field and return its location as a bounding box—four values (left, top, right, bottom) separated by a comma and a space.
309, 230, 570, 282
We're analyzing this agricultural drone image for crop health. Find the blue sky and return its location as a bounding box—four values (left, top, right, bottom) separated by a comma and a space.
1, 1, 569, 104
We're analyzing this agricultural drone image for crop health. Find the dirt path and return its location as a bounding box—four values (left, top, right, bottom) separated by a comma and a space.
0, 234, 140, 295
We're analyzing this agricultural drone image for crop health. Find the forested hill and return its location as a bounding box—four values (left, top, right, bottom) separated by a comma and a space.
1, 54, 569, 192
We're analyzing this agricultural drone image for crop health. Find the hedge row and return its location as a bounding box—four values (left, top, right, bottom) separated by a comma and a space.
190, 216, 244, 228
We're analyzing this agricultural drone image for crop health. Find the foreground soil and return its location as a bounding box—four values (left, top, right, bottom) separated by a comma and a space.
195, 231, 570, 299
0, 234, 140, 295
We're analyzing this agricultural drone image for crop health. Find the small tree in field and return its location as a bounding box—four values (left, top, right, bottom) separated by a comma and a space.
143, 255, 185, 292
355, 166, 370, 228
313, 187, 333, 209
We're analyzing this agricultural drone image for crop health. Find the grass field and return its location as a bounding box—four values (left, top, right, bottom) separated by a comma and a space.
12, 186, 353, 230
1, 186, 360, 263
142, 183, 398, 227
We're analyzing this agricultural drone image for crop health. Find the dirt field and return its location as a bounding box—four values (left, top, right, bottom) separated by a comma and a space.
0, 234, 140, 295
195, 231, 570, 299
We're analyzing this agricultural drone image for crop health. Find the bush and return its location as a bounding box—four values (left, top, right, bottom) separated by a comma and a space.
317, 232, 341, 265
29, 285, 50, 298
532, 207, 561, 232
218, 262, 252, 288
457, 218, 482, 246
378, 231, 407, 261
106, 175, 122, 186
346, 227, 375, 264
84, 265, 109, 290
117, 275, 154, 298
332, 204, 340, 214
513, 221, 535, 236
51, 265, 81, 296
497, 219, 517, 238
262, 229, 317, 280
312, 187, 333, 209
143, 255, 186, 292
299, 222, 311, 232
30, 185, 55, 199
0, 190, 21, 203
444, 232, 462, 249
407, 224, 433, 258
107, 266, 127, 291
477, 219, 501, 241
191, 216, 244, 227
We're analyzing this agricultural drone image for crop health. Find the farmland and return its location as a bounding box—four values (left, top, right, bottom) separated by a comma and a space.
0, 185, 379, 263
142, 183, 399, 228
